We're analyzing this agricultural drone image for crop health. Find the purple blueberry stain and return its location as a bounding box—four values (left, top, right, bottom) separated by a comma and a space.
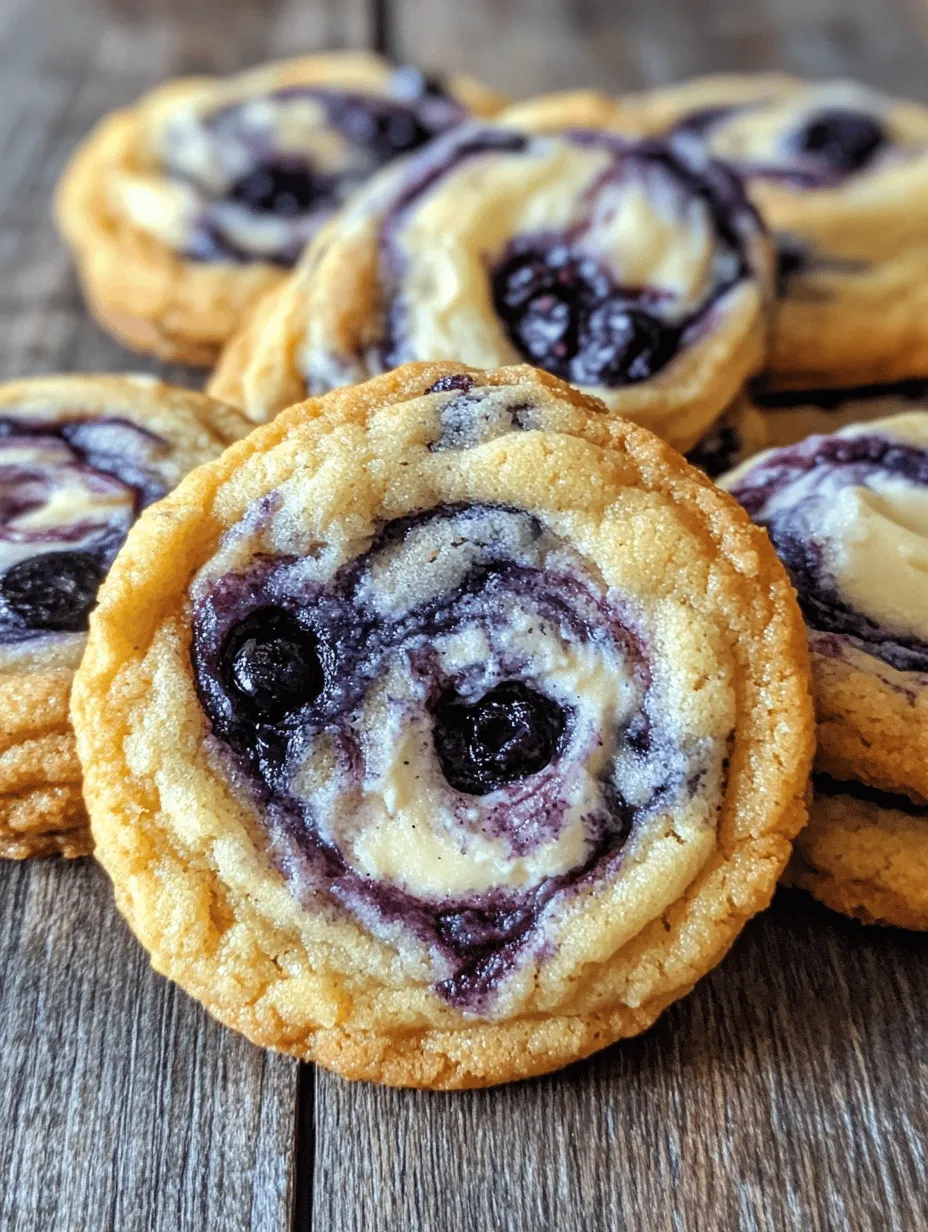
672, 98, 891, 189
431, 680, 567, 795
221, 607, 327, 724
0, 551, 103, 634
791, 109, 886, 176
428, 385, 539, 452
227, 160, 328, 218
425, 373, 476, 394
191, 503, 712, 1011
729, 433, 928, 672
379, 129, 762, 385
491, 241, 682, 386
0, 415, 169, 644
172, 71, 471, 266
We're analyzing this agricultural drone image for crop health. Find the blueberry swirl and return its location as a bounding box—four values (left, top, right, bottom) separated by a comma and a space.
650, 77, 928, 193
611, 75, 928, 389
210, 120, 772, 443
71, 366, 815, 1080
131, 65, 477, 267
0, 414, 169, 644
725, 414, 928, 672
191, 499, 729, 1012
380, 129, 761, 388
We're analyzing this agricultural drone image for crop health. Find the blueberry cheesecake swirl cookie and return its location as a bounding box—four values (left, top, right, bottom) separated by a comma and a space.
617, 74, 928, 389
55, 53, 504, 366
723, 412, 928, 801
723, 412, 928, 926
789, 777, 928, 930
73, 363, 812, 1088
208, 115, 773, 450
0, 376, 245, 859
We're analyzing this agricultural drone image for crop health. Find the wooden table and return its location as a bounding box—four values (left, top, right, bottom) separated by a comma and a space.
2, 0, 928, 1227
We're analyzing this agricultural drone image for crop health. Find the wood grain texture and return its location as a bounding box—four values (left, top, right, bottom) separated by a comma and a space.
0, 858, 296, 1231
314, 892, 928, 1232
392, 0, 928, 97
3, 0, 928, 1229
0, 0, 369, 1229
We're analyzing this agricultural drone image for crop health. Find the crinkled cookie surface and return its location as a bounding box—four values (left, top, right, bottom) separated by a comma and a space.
74, 362, 813, 1087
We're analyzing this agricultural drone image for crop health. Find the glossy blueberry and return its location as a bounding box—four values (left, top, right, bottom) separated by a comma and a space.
432, 680, 566, 795
229, 162, 319, 216
221, 608, 325, 723
426, 373, 476, 394
328, 98, 434, 162
577, 301, 678, 385
793, 108, 886, 175
492, 245, 678, 386
0, 551, 102, 633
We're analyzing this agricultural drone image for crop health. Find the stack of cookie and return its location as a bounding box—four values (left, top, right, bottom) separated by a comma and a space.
0, 376, 247, 858
721, 412, 928, 930
1, 53, 925, 1087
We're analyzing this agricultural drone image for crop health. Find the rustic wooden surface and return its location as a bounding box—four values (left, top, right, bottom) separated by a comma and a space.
2, 0, 928, 1228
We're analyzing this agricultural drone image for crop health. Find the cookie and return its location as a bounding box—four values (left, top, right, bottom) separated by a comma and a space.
615, 74, 928, 389
0, 375, 246, 859
73, 362, 813, 1089
55, 53, 505, 366
208, 112, 774, 450
787, 776, 928, 930
756, 379, 928, 449
722, 411, 928, 801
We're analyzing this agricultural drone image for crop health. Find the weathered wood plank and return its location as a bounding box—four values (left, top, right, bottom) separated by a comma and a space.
392, 0, 928, 97
0, 858, 297, 1231
318, 3, 928, 1227
314, 891, 928, 1232
0, 0, 370, 1229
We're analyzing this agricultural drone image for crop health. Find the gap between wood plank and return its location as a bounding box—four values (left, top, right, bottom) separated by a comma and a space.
294, 9, 389, 1222
371, 0, 395, 58
292, 1063, 316, 1232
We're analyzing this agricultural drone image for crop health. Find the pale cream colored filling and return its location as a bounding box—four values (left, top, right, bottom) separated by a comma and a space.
392, 137, 731, 373
738, 412, 928, 643
297, 604, 640, 899
120, 92, 375, 253
0, 439, 134, 572
820, 482, 928, 640
702, 80, 901, 168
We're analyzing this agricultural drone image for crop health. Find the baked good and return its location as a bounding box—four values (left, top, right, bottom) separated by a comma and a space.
73, 361, 813, 1088
616, 74, 928, 389
722, 411, 928, 800
787, 776, 928, 930
55, 53, 505, 365
208, 113, 774, 450
0, 375, 245, 858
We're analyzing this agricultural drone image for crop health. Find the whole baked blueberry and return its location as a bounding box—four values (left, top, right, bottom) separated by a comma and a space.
328, 97, 434, 162
492, 245, 678, 386
576, 300, 678, 385
229, 162, 319, 216
0, 551, 103, 633
793, 109, 886, 175
432, 680, 566, 794
221, 608, 325, 722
